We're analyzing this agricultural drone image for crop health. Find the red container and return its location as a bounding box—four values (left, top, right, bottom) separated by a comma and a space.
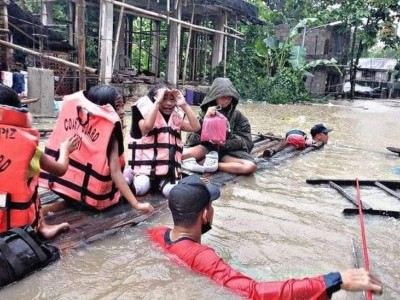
200, 113, 228, 143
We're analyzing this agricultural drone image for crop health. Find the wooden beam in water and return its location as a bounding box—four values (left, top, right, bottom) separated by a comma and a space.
374, 181, 400, 201
343, 208, 400, 219
328, 181, 371, 209
307, 179, 400, 190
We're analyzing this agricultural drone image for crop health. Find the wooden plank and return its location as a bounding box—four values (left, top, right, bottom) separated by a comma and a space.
328, 181, 371, 209
343, 208, 400, 219
387, 147, 400, 156
45, 195, 167, 251
374, 181, 400, 201
306, 179, 400, 190
252, 140, 281, 157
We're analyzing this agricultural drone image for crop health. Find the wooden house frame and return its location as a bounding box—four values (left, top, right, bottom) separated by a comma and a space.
1, 0, 262, 93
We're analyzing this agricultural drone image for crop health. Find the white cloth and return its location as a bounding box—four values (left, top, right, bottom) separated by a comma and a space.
1, 71, 13, 87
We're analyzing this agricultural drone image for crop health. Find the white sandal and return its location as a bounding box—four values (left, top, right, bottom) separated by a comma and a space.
203, 151, 219, 173
181, 158, 205, 173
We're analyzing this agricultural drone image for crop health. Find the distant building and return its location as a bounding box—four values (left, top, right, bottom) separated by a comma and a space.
343, 58, 400, 98
276, 22, 351, 96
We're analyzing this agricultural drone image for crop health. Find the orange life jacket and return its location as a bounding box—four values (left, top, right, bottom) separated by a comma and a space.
39, 91, 124, 210
0, 105, 40, 232
128, 101, 184, 183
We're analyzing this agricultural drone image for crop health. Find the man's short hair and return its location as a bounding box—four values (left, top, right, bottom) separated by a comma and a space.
169, 175, 220, 226
310, 123, 333, 137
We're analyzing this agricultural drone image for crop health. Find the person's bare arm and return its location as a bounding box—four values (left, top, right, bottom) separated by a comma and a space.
108, 140, 154, 213
173, 89, 201, 132
40, 135, 79, 176
139, 88, 167, 135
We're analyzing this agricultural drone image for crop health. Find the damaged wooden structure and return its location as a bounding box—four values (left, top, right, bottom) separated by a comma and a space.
1, 0, 263, 94
306, 179, 400, 219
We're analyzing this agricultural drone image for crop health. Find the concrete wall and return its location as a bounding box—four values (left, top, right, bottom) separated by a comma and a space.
27, 67, 55, 116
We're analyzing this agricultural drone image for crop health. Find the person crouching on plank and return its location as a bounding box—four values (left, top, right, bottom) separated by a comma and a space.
148, 175, 383, 299
40, 85, 154, 213
182, 77, 257, 175
0, 84, 78, 239
124, 84, 201, 198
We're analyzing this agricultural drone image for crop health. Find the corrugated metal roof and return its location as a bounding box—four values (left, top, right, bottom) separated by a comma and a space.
358, 58, 398, 70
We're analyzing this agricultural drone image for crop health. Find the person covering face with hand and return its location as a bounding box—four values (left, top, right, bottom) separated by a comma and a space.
125, 85, 201, 198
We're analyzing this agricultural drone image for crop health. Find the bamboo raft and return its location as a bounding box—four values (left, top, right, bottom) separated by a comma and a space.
41, 133, 325, 250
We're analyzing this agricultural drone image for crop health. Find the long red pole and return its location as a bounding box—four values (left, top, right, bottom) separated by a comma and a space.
356, 178, 373, 300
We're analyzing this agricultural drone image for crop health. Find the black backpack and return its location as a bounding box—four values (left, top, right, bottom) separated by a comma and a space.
0, 226, 60, 288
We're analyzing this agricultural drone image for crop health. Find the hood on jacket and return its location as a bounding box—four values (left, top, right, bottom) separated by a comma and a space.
200, 78, 240, 112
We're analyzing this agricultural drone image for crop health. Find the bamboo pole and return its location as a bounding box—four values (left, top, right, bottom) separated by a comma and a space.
182, 1, 194, 84
76, 0, 87, 90
113, 0, 244, 40
0, 39, 97, 73
112, 0, 125, 70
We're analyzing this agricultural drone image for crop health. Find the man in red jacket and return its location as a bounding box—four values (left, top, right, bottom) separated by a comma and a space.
148, 175, 383, 299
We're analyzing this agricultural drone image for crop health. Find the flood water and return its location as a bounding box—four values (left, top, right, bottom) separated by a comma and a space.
2, 99, 400, 299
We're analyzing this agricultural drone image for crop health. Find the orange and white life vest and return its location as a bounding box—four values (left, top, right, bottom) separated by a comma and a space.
39, 91, 124, 210
0, 105, 40, 232
128, 102, 184, 182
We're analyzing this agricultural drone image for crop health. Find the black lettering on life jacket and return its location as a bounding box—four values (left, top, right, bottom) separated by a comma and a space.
72, 134, 83, 151
0, 155, 11, 172
64, 118, 81, 132
81, 125, 100, 142
0, 127, 17, 139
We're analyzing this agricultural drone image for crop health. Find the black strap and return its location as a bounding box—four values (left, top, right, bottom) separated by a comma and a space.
147, 127, 180, 139
150, 132, 158, 180
168, 145, 176, 184
81, 163, 92, 203
9, 228, 47, 263
40, 172, 118, 201
129, 143, 183, 152
0, 237, 25, 278
44, 148, 112, 182
129, 142, 137, 169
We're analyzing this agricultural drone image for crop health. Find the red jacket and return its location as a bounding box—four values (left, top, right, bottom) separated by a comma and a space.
148, 226, 334, 300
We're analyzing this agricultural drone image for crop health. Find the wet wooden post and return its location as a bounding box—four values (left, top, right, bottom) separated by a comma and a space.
41, 0, 54, 26
151, 20, 161, 76
76, 0, 86, 90
113, 0, 125, 71
68, 1, 74, 45
166, 0, 181, 85
99, 0, 114, 84
182, 3, 194, 84
27, 67, 54, 116
0, 0, 10, 71
211, 9, 226, 76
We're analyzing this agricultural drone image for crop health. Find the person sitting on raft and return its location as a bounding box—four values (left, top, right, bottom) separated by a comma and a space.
124, 84, 201, 198
40, 85, 154, 213
0, 84, 79, 239
182, 77, 257, 175
148, 175, 383, 299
